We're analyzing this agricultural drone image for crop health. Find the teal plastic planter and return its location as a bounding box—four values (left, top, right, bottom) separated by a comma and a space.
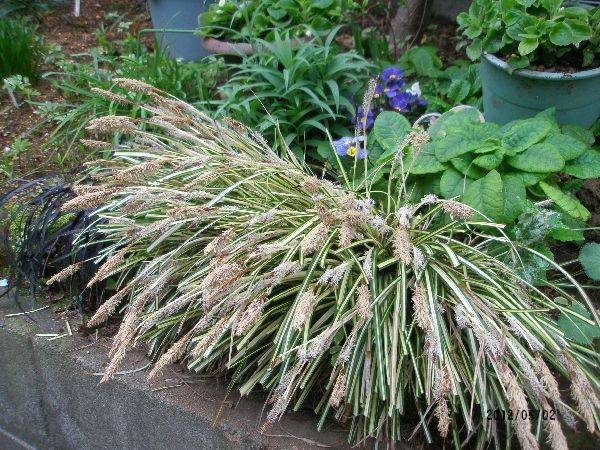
148, 0, 214, 61
481, 53, 600, 127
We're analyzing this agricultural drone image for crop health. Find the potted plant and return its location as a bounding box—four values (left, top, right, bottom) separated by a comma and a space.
198, 0, 354, 55
147, 0, 215, 60
458, 0, 600, 127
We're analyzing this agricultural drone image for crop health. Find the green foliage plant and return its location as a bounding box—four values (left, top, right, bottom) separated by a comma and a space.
25, 37, 227, 168
0, 16, 42, 80
369, 106, 597, 225
64, 80, 600, 448
458, 0, 600, 71
212, 29, 372, 158
198, 0, 359, 42
399, 45, 483, 112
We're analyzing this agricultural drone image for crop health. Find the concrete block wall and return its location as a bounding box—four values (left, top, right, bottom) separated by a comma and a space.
0, 301, 349, 449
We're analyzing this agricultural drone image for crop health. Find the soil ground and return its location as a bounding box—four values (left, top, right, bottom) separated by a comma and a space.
0, 0, 151, 188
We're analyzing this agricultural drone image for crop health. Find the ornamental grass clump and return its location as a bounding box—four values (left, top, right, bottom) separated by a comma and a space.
74, 80, 600, 448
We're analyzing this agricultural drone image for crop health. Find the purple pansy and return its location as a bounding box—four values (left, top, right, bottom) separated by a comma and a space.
381, 67, 403, 83
352, 105, 375, 129
332, 136, 367, 159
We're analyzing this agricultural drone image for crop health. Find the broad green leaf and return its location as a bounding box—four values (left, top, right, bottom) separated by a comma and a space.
563, 150, 600, 179
466, 39, 483, 60
312, 0, 334, 8
579, 243, 600, 281
544, 134, 588, 161
506, 143, 565, 172
562, 124, 595, 145
407, 46, 440, 76
518, 37, 539, 55
566, 18, 592, 43
507, 171, 547, 186
473, 149, 504, 170
451, 154, 487, 179
548, 214, 584, 242
539, 181, 590, 221
549, 22, 574, 46
404, 142, 447, 175
501, 118, 553, 153
428, 108, 484, 139
556, 298, 600, 345
502, 175, 527, 221
440, 168, 473, 198
435, 123, 496, 162
374, 111, 412, 151
447, 79, 471, 102
462, 170, 504, 221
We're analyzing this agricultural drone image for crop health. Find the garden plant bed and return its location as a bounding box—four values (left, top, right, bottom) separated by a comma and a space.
2, 1, 600, 449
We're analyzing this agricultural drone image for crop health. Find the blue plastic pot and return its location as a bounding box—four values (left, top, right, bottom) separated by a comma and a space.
147, 0, 214, 61
481, 53, 600, 127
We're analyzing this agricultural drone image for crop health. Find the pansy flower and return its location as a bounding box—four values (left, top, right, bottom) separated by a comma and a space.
332, 136, 367, 159
382, 80, 406, 99
352, 105, 375, 129
373, 83, 383, 100
381, 67, 403, 83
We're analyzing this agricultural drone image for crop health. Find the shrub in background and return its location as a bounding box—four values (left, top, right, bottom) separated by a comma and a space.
0, 16, 42, 80
59, 81, 600, 449
212, 29, 372, 159
27, 38, 227, 167
198, 0, 358, 42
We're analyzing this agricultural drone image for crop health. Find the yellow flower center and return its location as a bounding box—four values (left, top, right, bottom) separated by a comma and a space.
389, 74, 396, 79
347, 146, 358, 157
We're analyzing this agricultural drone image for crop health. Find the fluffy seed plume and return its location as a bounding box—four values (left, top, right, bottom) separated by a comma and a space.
46, 262, 82, 285
362, 248, 373, 281
270, 261, 301, 284
293, 285, 316, 330
502, 365, 539, 450
61, 188, 119, 211
114, 159, 165, 183
235, 292, 267, 336
300, 176, 321, 193
542, 400, 569, 450
412, 282, 428, 330
86, 115, 137, 134
393, 226, 412, 265
440, 200, 473, 220
204, 228, 236, 256
190, 315, 231, 358
329, 368, 346, 408
561, 354, 600, 432
435, 399, 451, 438
534, 355, 576, 428
338, 221, 357, 248
356, 283, 372, 320
139, 294, 198, 335
318, 261, 351, 287
87, 244, 131, 288
87, 287, 130, 328
91, 87, 132, 105
200, 263, 243, 297
80, 139, 114, 149
147, 328, 194, 380
301, 223, 329, 256
112, 77, 157, 94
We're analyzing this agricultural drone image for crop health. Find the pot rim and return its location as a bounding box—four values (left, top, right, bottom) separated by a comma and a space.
483, 53, 600, 80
